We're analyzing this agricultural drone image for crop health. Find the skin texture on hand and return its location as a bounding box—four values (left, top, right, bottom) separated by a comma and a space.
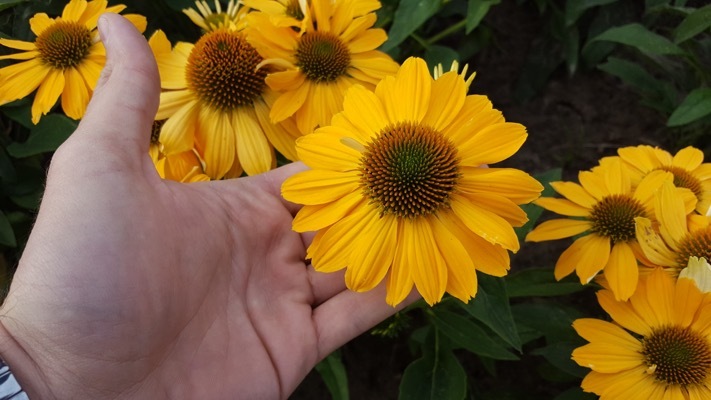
0, 14, 416, 399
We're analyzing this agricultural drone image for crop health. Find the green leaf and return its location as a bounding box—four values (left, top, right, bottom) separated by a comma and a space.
6, 114, 78, 158
667, 88, 711, 127
565, 0, 618, 27
314, 351, 349, 400
162, 0, 196, 12
0, 210, 16, 247
465, 0, 500, 34
674, 4, 711, 43
458, 273, 521, 351
506, 269, 587, 298
516, 168, 562, 241
0, 0, 26, 12
554, 386, 597, 400
588, 23, 685, 56
597, 57, 665, 95
424, 45, 459, 71
430, 309, 519, 360
531, 341, 589, 378
381, 0, 442, 51
512, 302, 582, 342
399, 330, 467, 400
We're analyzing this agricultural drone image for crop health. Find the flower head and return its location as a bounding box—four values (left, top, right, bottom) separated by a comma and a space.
183, 0, 246, 31
281, 57, 542, 306
0, 0, 147, 123
525, 157, 685, 300
246, 0, 399, 134
572, 268, 711, 399
150, 26, 300, 178
619, 145, 711, 215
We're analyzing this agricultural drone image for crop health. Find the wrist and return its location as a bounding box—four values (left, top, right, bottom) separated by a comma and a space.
0, 316, 55, 399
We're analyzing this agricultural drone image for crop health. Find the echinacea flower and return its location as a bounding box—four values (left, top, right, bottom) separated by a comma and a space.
281, 57, 543, 306
246, 0, 399, 134
572, 267, 711, 399
0, 0, 146, 123
149, 26, 300, 178
183, 0, 246, 32
618, 144, 711, 215
525, 157, 684, 300
635, 180, 711, 275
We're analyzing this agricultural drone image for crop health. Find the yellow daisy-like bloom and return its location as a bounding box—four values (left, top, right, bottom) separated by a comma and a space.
281, 57, 543, 306
572, 268, 711, 399
149, 120, 209, 183
149, 27, 301, 178
635, 180, 711, 276
183, 0, 246, 31
0, 0, 146, 124
246, 0, 399, 134
525, 157, 682, 301
619, 145, 711, 215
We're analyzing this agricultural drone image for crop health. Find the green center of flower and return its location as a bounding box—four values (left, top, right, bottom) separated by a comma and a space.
676, 227, 711, 268
658, 166, 703, 199
643, 326, 711, 386
185, 29, 266, 111
286, 0, 304, 20
589, 194, 647, 243
35, 20, 93, 69
360, 122, 459, 218
296, 31, 350, 82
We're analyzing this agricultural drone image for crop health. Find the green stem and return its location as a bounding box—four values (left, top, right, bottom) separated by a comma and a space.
411, 33, 430, 50
427, 19, 467, 46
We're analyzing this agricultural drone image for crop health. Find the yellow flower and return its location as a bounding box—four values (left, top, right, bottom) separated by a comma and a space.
183, 0, 246, 31
0, 0, 146, 124
281, 57, 543, 306
635, 180, 711, 275
246, 0, 399, 134
572, 268, 711, 399
619, 144, 711, 215
149, 27, 300, 178
525, 157, 682, 301
149, 120, 209, 183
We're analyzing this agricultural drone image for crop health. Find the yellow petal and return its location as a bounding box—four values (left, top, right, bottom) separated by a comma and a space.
233, 107, 273, 175
421, 70, 466, 131
346, 26, 387, 53
450, 194, 520, 252
572, 317, 642, 352
295, 131, 362, 171
618, 145, 660, 174
310, 204, 372, 272
270, 80, 310, 123
29, 13, 53, 36
386, 223, 414, 307
159, 100, 198, 155
572, 341, 643, 374
534, 197, 589, 217
600, 157, 631, 195
62, 0, 88, 21
31, 69, 65, 124
655, 180, 688, 251
550, 181, 597, 209
458, 122, 527, 166
644, 268, 676, 326
406, 218, 447, 305
672, 146, 704, 170
634, 217, 677, 267
291, 191, 365, 232
281, 169, 360, 205
525, 219, 591, 241
375, 57, 431, 123
345, 212, 397, 292
157, 90, 195, 120
554, 234, 609, 282
0, 59, 49, 105
597, 289, 651, 336
340, 84, 389, 137
265, 69, 305, 92
431, 216, 478, 302
76, 56, 104, 90
578, 169, 608, 200
254, 96, 299, 161
0, 51, 39, 61
122, 14, 147, 34
0, 39, 36, 51
61, 67, 91, 120
629, 269, 666, 328
77, 0, 107, 28
464, 192, 529, 227
604, 242, 639, 301
198, 108, 236, 179
457, 167, 543, 204
673, 274, 704, 327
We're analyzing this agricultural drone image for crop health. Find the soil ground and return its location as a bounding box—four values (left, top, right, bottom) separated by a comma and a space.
292, 1, 669, 398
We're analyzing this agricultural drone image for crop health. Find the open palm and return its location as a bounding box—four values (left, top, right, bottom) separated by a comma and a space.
0, 15, 413, 399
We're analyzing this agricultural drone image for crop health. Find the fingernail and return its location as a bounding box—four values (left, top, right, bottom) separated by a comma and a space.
98, 15, 111, 46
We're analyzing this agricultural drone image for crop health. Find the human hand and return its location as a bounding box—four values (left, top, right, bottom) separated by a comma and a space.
0, 14, 415, 399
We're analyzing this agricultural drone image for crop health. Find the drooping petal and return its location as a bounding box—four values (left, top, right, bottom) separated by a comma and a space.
549, 181, 597, 209
310, 204, 373, 272
634, 217, 677, 267
233, 107, 273, 175
31, 68, 65, 124
0, 59, 50, 105
61, 67, 91, 120
345, 211, 397, 292
457, 167, 543, 204
554, 234, 610, 282
291, 191, 365, 232
198, 108, 236, 179
386, 223, 414, 307
295, 131, 362, 171
270, 79, 310, 123
281, 169, 360, 205
159, 100, 198, 155
525, 219, 591, 241
431, 216, 477, 302
597, 289, 651, 336
604, 242, 639, 301
406, 218, 448, 305
450, 194, 519, 252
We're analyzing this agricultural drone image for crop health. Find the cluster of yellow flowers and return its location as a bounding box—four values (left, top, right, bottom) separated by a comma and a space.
0, 0, 544, 307
526, 145, 711, 399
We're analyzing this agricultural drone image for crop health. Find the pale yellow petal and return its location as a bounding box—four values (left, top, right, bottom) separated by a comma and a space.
157, 90, 196, 120
655, 180, 688, 250
634, 217, 677, 267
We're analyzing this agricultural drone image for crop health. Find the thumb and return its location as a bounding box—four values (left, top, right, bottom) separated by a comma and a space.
73, 13, 159, 161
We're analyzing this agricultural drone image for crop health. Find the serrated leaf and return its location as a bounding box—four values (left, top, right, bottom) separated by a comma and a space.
564, 0, 618, 27
0, 210, 16, 247
399, 331, 467, 400
597, 56, 665, 95
465, 0, 500, 34
6, 114, 78, 157
314, 351, 349, 400
430, 309, 519, 360
588, 23, 685, 55
381, 0, 442, 51
506, 269, 587, 297
667, 87, 711, 127
674, 4, 711, 43
459, 273, 521, 351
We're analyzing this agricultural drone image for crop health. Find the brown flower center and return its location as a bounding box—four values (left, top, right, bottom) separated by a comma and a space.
589, 194, 647, 243
676, 227, 711, 268
643, 326, 711, 385
296, 31, 350, 82
360, 122, 459, 218
35, 20, 93, 69
185, 29, 266, 111
658, 166, 703, 199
